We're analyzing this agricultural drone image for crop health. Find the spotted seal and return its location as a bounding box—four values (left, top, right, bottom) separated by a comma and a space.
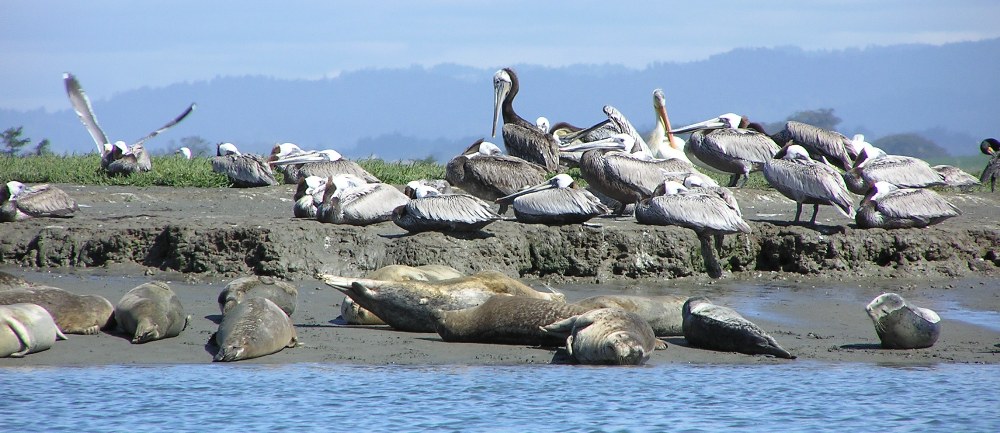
1, 303, 67, 357
340, 265, 465, 326
213, 297, 298, 362
681, 296, 795, 359
218, 275, 298, 317
865, 293, 941, 349
115, 281, 189, 344
433, 296, 588, 346
573, 294, 686, 336
541, 308, 666, 365
0, 286, 114, 335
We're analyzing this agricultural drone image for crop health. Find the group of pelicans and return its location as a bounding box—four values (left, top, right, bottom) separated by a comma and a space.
1, 266, 941, 366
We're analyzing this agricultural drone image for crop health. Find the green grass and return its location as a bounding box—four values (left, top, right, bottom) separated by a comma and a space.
355, 158, 446, 185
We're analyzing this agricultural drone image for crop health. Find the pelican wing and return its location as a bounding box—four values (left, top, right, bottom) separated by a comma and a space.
512, 188, 608, 218
502, 123, 560, 172
772, 121, 855, 170
132, 103, 196, 147
64, 73, 109, 154
764, 159, 854, 217
15, 185, 79, 217
337, 183, 410, 223
604, 105, 649, 153
299, 160, 380, 183
861, 156, 944, 188
465, 156, 547, 196
410, 195, 498, 224
875, 189, 961, 221
602, 153, 671, 196
638, 194, 749, 233
700, 129, 780, 166
212, 154, 278, 187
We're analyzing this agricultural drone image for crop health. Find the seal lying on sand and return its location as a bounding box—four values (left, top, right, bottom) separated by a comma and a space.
573, 294, 686, 336
341, 265, 465, 326
0, 286, 114, 335
865, 293, 941, 349
681, 297, 795, 359
541, 308, 666, 365
0, 271, 31, 291
218, 275, 298, 317
213, 297, 298, 362
1, 303, 67, 357
433, 296, 589, 346
115, 282, 189, 344
322, 271, 564, 332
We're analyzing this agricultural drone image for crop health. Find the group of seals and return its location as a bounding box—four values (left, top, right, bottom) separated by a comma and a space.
541, 308, 667, 365
0, 285, 114, 335
114, 282, 189, 344
1, 303, 67, 357
340, 264, 464, 326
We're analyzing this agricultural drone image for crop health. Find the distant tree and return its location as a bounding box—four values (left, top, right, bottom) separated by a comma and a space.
873, 133, 950, 159
34, 139, 52, 156
2, 126, 31, 156
180, 136, 213, 157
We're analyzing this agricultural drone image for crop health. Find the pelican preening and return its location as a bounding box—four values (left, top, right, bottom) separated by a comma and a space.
856, 181, 961, 229
645, 89, 689, 163
317, 175, 409, 226
770, 121, 858, 171
393, 184, 500, 233
211, 142, 279, 188
269, 148, 380, 184
671, 113, 780, 187
445, 139, 548, 215
981, 138, 1000, 192
492, 68, 561, 172
763, 144, 855, 224
63, 72, 195, 175
293, 176, 328, 218
843, 143, 945, 195
495, 174, 609, 225
1, 181, 79, 222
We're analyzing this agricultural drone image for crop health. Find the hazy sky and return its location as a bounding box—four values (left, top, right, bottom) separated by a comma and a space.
3, 0, 998, 111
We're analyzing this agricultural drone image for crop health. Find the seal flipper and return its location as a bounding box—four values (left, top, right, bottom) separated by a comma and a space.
655, 338, 668, 350
7, 318, 34, 357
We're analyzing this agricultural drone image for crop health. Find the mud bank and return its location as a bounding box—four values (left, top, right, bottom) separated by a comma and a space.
1, 184, 998, 281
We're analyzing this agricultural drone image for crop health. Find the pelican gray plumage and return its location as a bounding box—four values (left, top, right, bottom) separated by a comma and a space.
980, 138, 1000, 192
770, 121, 857, 171
63, 72, 195, 175
843, 143, 945, 195
683, 175, 742, 217
492, 68, 560, 172
445, 139, 548, 215
393, 184, 500, 233
316, 175, 409, 226
855, 181, 960, 229
211, 142, 279, 188
763, 144, 855, 224
293, 176, 328, 218
1, 181, 79, 222
635, 180, 750, 278
932, 165, 980, 190
269, 149, 380, 184
672, 113, 780, 187
495, 174, 609, 225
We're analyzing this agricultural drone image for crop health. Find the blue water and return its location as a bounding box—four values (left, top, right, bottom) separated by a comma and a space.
2, 362, 997, 432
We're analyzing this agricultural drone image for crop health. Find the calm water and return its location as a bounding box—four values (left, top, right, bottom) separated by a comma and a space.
2, 362, 997, 432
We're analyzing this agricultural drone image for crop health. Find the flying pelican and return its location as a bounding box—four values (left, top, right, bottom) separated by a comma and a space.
492, 68, 560, 172
672, 113, 780, 187
293, 176, 327, 218
211, 142, 279, 188
270, 149, 380, 184
1, 181, 79, 222
843, 143, 945, 195
980, 138, 1000, 192
932, 165, 980, 191
176, 147, 193, 159
495, 174, 609, 225
635, 180, 750, 278
63, 72, 195, 175
316, 175, 409, 226
393, 184, 500, 233
770, 121, 857, 171
445, 139, 548, 214
762, 144, 855, 224
856, 181, 961, 229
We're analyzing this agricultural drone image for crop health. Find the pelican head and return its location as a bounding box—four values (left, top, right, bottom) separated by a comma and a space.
270, 142, 303, 161
853, 142, 887, 168
329, 174, 365, 192
682, 175, 705, 189
496, 173, 574, 204
176, 147, 192, 159
781, 144, 813, 161
476, 141, 503, 157
113, 140, 129, 155
671, 112, 744, 134
217, 142, 241, 156
410, 185, 440, 199
270, 149, 343, 166
2, 180, 26, 202
653, 180, 688, 197
863, 181, 899, 203
492, 68, 514, 137
535, 116, 550, 133
981, 138, 999, 156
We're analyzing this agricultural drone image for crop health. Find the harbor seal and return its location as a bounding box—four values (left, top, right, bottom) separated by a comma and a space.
865, 293, 941, 349
322, 271, 564, 332
213, 297, 298, 362
433, 296, 589, 346
681, 297, 795, 359
1, 303, 67, 357
218, 275, 298, 317
114, 281, 189, 344
0, 271, 31, 291
340, 264, 466, 326
573, 294, 686, 336
0, 286, 114, 335
540, 308, 666, 365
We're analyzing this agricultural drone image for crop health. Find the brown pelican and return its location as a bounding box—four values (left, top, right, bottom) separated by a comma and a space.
856, 181, 961, 229
980, 138, 1000, 192
770, 121, 857, 171
762, 144, 855, 224
491, 68, 560, 172
445, 139, 548, 214
535, 117, 550, 133
843, 143, 945, 195
316, 175, 409, 226
63, 72, 195, 175
645, 89, 690, 163
176, 147, 193, 159
392, 185, 500, 233
270, 149, 379, 184
682, 175, 742, 217
268, 142, 309, 183
932, 165, 980, 191
211, 142, 279, 188
672, 113, 780, 187
293, 175, 327, 218
495, 174, 609, 225
1, 181, 79, 222
635, 180, 750, 278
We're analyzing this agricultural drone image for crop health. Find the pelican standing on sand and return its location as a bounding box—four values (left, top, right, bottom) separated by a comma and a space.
855, 181, 961, 229
495, 174, 609, 225
635, 180, 751, 278
445, 139, 548, 214
763, 144, 855, 225
843, 143, 945, 194
64, 73, 195, 175
980, 138, 1000, 192
316, 175, 410, 226
672, 113, 780, 187
492, 68, 561, 172
211, 143, 279, 188
770, 121, 857, 171
270, 149, 379, 184
393, 184, 500, 233
1, 181, 79, 222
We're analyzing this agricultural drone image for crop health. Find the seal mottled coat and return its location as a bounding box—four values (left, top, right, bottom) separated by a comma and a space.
218, 276, 298, 317
0, 286, 114, 335
213, 297, 298, 362
681, 297, 795, 359
573, 295, 686, 336
541, 308, 666, 365
1, 303, 67, 357
865, 293, 941, 349
433, 296, 588, 346
341, 265, 465, 326
115, 281, 189, 344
